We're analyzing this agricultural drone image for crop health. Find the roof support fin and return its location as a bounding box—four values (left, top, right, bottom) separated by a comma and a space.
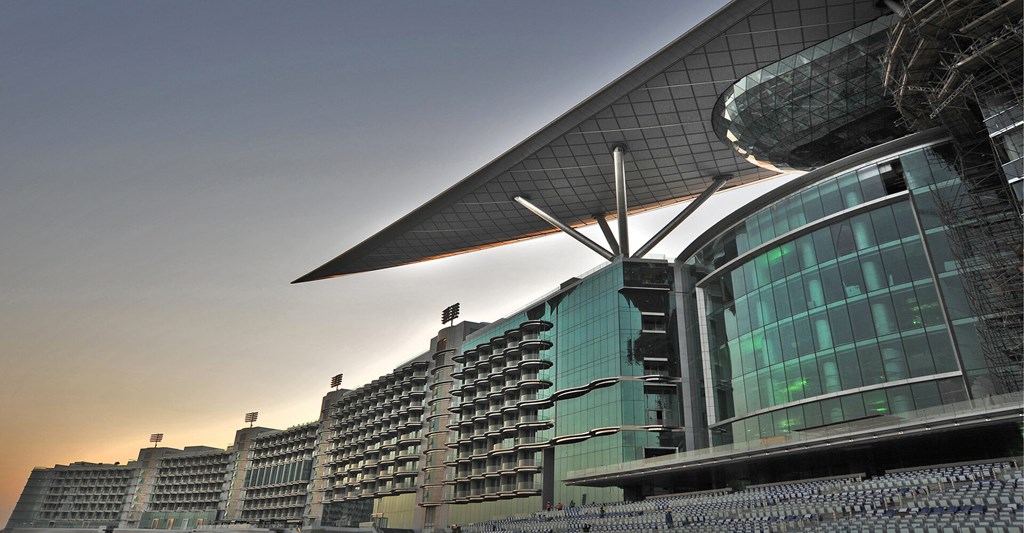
613, 145, 630, 256
594, 214, 620, 256
632, 174, 731, 258
514, 196, 614, 261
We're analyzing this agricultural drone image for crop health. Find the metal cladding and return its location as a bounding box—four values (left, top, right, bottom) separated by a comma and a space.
295, 0, 886, 282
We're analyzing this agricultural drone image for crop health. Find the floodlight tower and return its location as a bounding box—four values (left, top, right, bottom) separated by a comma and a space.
149, 434, 163, 448
331, 373, 344, 390
244, 412, 259, 427
441, 303, 460, 327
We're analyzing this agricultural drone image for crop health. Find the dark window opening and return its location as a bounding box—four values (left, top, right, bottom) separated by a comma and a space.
879, 160, 907, 194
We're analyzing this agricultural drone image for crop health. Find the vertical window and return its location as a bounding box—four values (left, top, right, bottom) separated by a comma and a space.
818, 180, 844, 215
836, 347, 863, 389
858, 344, 886, 386
813, 227, 837, 263
869, 206, 900, 246
840, 394, 866, 420
833, 222, 857, 257
903, 333, 936, 377
827, 306, 854, 347
801, 357, 822, 398
838, 172, 864, 208
819, 264, 845, 304
839, 259, 865, 298
796, 234, 817, 270
847, 299, 875, 341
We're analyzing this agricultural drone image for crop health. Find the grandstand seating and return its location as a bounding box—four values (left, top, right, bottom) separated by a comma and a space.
457, 461, 1022, 533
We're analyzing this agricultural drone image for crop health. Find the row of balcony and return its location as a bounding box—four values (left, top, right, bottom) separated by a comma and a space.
326, 431, 423, 464
44, 489, 127, 497
334, 386, 428, 421
150, 493, 222, 502
331, 411, 425, 441
154, 477, 226, 486
452, 374, 554, 405
454, 321, 552, 365
451, 419, 553, 443
148, 503, 220, 512
243, 485, 308, 498
252, 424, 318, 448
448, 480, 540, 503
37, 512, 121, 519
241, 498, 305, 511
250, 440, 316, 459
159, 457, 230, 468
448, 393, 548, 419
244, 477, 312, 491
39, 504, 122, 511
51, 473, 134, 481
156, 465, 228, 476
330, 364, 429, 414
454, 343, 553, 378
331, 479, 417, 500
248, 450, 311, 468
449, 433, 547, 460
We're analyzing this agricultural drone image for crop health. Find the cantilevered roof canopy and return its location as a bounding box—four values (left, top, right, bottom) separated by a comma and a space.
296, 0, 884, 282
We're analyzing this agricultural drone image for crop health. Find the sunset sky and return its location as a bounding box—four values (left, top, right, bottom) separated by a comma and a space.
0, 1, 793, 525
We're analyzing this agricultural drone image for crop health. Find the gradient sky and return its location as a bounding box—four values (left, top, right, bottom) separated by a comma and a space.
0, 1, 795, 526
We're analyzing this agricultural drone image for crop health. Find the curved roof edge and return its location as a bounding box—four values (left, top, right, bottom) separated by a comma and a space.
675, 128, 950, 265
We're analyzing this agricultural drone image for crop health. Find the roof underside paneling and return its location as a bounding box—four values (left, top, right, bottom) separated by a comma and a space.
295, 0, 884, 282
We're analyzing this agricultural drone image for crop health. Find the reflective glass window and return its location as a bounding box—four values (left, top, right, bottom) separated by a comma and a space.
833, 222, 857, 257
773, 283, 792, 321
795, 234, 817, 269
803, 401, 824, 428
858, 344, 885, 386
858, 165, 885, 201
886, 385, 914, 414
879, 338, 909, 381
812, 228, 837, 263
903, 332, 936, 377
835, 346, 861, 388
838, 172, 864, 208
891, 201, 919, 239
870, 206, 900, 245
820, 263, 846, 304
839, 259, 865, 298
840, 394, 866, 420
931, 329, 961, 373
818, 180, 844, 215
910, 381, 941, 410
793, 316, 814, 357
863, 388, 889, 416
787, 278, 808, 315
828, 306, 854, 347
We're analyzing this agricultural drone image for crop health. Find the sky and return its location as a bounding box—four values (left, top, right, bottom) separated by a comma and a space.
0, 1, 795, 526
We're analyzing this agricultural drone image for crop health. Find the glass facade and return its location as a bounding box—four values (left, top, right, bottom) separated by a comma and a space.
681, 142, 1005, 446
712, 16, 904, 171
449, 260, 683, 513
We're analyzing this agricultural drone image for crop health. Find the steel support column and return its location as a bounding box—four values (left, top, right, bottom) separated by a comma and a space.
594, 214, 620, 256
613, 145, 630, 256
632, 175, 731, 258
514, 196, 614, 261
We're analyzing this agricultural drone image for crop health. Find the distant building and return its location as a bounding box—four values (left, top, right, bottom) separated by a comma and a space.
240, 423, 318, 527
6, 462, 136, 529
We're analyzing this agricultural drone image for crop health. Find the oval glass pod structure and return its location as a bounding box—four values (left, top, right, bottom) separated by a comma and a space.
712, 16, 905, 171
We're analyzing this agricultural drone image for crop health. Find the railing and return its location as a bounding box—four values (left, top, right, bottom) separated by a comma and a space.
568, 392, 1023, 481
